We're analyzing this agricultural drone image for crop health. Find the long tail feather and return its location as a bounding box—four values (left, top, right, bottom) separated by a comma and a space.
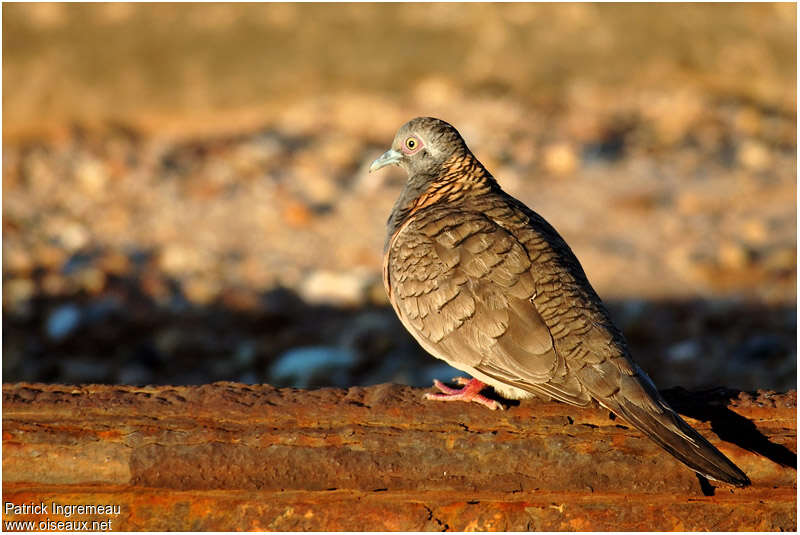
602, 393, 750, 487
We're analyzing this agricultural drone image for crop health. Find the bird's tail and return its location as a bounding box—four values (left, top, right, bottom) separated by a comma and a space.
600, 376, 751, 487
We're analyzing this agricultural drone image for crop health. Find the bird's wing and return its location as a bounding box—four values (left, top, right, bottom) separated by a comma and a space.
386, 203, 750, 486
385, 207, 592, 406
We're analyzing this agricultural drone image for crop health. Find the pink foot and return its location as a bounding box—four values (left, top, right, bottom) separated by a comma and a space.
424, 377, 504, 411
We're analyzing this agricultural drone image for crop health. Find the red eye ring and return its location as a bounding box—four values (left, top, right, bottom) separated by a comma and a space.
403, 136, 422, 154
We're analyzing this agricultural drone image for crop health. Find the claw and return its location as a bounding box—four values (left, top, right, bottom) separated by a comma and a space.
424, 377, 504, 411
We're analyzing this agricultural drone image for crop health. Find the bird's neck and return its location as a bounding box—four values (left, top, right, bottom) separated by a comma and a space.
385, 152, 497, 249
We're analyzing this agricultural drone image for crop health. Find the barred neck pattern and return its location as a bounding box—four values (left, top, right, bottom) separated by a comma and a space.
385, 152, 497, 250
413, 152, 496, 209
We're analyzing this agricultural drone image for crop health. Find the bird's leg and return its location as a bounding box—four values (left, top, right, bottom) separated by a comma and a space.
424, 377, 504, 411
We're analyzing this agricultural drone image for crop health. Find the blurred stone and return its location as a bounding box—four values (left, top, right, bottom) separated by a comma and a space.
4, 278, 36, 308
675, 192, 704, 215
2, 147, 21, 190
205, 159, 236, 188
60, 358, 111, 383
294, 171, 339, 206
183, 172, 224, 200
219, 287, 261, 312
95, 206, 132, 236
664, 244, 693, 277
733, 107, 762, 137
564, 110, 602, 145
34, 244, 67, 270
23, 148, 57, 191
62, 251, 95, 275
276, 101, 318, 138
2, 345, 23, 378
234, 135, 283, 174
140, 272, 171, 302
741, 218, 768, 245
357, 351, 408, 386
367, 280, 390, 306
238, 255, 275, 289
75, 157, 109, 195
510, 137, 537, 167
98, 2, 135, 24
172, 369, 213, 385
283, 200, 313, 227
542, 143, 578, 176
41, 272, 70, 296
98, 251, 132, 276
159, 244, 202, 276
763, 246, 795, 273
611, 191, 660, 213
337, 311, 396, 357
73, 267, 107, 294
717, 240, 750, 270
738, 140, 771, 171
736, 334, 786, 362
155, 329, 182, 357
616, 299, 648, 327
260, 286, 303, 316
237, 371, 260, 384
640, 90, 703, 146
318, 135, 360, 169
85, 297, 123, 323
234, 341, 258, 367
300, 269, 372, 306
413, 76, 460, 107
46, 304, 82, 340
270, 346, 357, 388
214, 357, 239, 381
26, 2, 67, 28
118, 362, 154, 385
666, 340, 700, 363
694, 122, 723, 152
3, 243, 34, 274
183, 276, 221, 305
494, 165, 521, 191
58, 222, 91, 251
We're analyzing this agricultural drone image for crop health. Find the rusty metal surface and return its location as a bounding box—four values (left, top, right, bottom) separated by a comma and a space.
3, 382, 797, 530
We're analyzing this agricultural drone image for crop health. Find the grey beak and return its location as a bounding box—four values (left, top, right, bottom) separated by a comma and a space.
369, 149, 402, 173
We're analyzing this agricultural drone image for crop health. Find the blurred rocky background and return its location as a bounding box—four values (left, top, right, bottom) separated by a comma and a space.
3, 3, 796, 392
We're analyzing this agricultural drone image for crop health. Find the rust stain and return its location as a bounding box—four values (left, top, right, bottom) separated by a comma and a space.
568, 515, 592, 530
2, 383, 796, 531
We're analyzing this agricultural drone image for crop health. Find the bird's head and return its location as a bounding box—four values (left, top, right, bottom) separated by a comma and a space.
369, 117, 469, 178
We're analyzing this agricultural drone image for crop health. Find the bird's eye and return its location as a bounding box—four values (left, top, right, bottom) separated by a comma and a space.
401, 135, 423, 155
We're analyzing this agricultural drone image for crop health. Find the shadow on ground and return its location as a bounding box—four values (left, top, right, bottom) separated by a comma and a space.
662, 387, 797, 470
3, 256, 795, 394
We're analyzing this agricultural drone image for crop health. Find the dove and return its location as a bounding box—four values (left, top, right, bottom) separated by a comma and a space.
370, 116, 750, 487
